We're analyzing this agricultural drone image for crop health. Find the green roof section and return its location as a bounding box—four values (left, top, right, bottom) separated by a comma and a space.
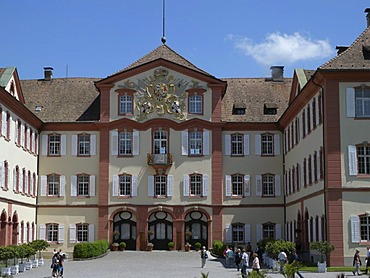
295, 68, 308, 89
0, 67, 15, 87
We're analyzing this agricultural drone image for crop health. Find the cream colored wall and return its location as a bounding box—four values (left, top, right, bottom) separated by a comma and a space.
109, 128, 213, 205
38, 131, 100, 206
222, 131, 284, 205
0, 106, 38, 206
109, 67, 212, 122
37, 207, 98, 251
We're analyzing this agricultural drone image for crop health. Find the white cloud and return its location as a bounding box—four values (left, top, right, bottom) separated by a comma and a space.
226, 32, 334, 66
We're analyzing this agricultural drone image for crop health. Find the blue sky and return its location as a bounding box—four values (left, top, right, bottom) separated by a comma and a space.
1, 1, 368, 80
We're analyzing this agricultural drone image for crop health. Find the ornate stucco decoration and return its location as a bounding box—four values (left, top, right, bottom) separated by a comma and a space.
135, 68, 189, 121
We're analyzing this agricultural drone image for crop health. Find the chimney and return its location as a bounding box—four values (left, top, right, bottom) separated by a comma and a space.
365, 8, 370, 28
44, 67, 53, 81
270, 66, 284, 82
336, 46, 348, 56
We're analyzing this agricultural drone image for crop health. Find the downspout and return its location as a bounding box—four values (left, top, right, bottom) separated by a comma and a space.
311, 73, 327, 242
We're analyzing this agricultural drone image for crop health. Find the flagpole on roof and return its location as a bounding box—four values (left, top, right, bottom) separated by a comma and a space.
161, 0, 166, 44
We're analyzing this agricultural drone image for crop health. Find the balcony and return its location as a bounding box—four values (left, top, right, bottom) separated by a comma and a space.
147, 153, 173, 173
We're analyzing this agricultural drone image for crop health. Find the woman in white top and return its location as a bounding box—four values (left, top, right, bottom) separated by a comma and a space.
252, 252, 260, 273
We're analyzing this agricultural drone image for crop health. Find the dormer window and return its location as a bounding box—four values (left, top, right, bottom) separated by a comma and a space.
232, 103, 246, 115
264, 103, 277, 115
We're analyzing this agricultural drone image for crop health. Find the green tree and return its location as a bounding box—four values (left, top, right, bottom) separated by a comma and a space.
310, 241, 335, 263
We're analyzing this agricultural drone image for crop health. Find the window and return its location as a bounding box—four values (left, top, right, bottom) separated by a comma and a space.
232, 103, 246, 115
153, 130, 167, 154
308, 155, 312, 185
189, 131, 202, 155
48, 134, 61, 156
117, 131, 132, 156
307, 104, 311, 133
232, 174, 244, 196
232, 224, 244, 242
77, 175, 89, 196
47, 174, 60, 196
119, 95, 133, 115
189, 95, 202, 114
3, 161, 9, 190
231, 134, 243, 156
261, 133, 274, 155
154, 175, 167, 196
190, 174, 202, 196
78, 134, 90, 156
263, 223, 275, 239
355, 86, 370, 117
318, 94, 322, 124
119, 174, 131, 196
312, 98, 317, 129
47, 224, 58, 242
314, 151, 318, 182
358, 145, 370, 174
295, 117, 299, 143
302, 110, 306, 137
77, 223, 89, 242
262, 174, 274, 196
360, 215, 370, 241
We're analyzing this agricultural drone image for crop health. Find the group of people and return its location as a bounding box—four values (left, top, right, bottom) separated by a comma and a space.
278, 249, 304, 278
352, 246, 370, 276
51, 249, 66, 277
223, 245, 260, 278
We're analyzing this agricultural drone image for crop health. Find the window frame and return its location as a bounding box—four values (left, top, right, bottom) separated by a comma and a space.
360, 214, 370, 241
76, 223, 89, 242
47, 223, 59, 242
78, 134, 91, 157
231, 133, 244, 156
116, 89, 135, 116
77, 174, 90, 197
187, 89, 205, 115
232, 223, 245, 243
153, 129, 168, 155
231, 174, 244, 196
262, 174, 275, 197
47, 174, 60, 196
188, 130, 203, 156
118, 130, 133, 156
189, 173, 202, 196
261, 133, 274, 156
355, 85, 370, 118
262, 223, 275, 239
154, 174, 167, 197
357, 144, 370, 175
48, 134, 61, 156
119, 174, 132, 197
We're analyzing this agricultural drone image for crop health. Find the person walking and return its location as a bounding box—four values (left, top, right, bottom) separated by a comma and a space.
51, 252, 59, 277
226, 247, 234, 268
291, 249, 304, 278
200, 246, 208, 268
252, 252, 260, 273
352, 249, 362, 276
366, 246, 370, 274
240, 249, 249, 278
278, 250, 288, 274
234, 249, 242, 271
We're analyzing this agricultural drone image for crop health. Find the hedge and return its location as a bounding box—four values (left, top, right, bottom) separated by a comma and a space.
73, 240, 109, 259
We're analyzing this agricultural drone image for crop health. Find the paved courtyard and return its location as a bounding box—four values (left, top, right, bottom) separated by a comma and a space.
16, 251, 356, 278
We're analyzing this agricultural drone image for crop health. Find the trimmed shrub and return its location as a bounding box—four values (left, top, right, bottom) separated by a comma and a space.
73, 240, 109, 259
212, 240, 225, 257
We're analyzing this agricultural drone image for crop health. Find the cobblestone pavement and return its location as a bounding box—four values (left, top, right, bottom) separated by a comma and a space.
15, 251, 357, 278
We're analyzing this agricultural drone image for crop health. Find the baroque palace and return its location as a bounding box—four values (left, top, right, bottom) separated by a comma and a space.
1, 8, 370, 266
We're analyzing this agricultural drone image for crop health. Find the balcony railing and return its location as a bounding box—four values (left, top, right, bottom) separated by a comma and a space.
147, 153, 173, 165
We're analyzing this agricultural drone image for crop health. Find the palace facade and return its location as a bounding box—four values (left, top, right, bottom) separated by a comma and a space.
1, 9, 370, 266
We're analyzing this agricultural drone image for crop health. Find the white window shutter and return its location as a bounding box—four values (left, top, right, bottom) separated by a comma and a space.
71, 175, 77, 197
315, 96, 320, 126
112, 175, 119, 196
317, 150, 321, 180
13, 167, 17, 192
346, 88, 356, 118
58, 224, 64, 243
167, 175, 173, 196
0, 161, 4, 188
148, 175, 154, 197
132, 176, 138, 196
60, 175, 66, 196
318, 216, 322, 241
33, 224, 37, 241
71, 135, 78, 155
312, 218, 316, 242
24, 171, 29, 194
60, 135, 67, 155
225, 175, 232, 196
244, 224, 251, 242
256, 224, 263, 242
88, 224, 95, 242
20, 123, 25, 147
224, 134, 231, 155
348, 145, 358, 176
225, 224, 232, 243
244, 134, 250, 156
90, 135, 96, 156
307, 219, 311, 242
255, 134, 261, 155
183, 175, 189, 196
275, 224, 282, 240
19, 170, 23, 193
203, 130, 210, 156
111, 131, 118, 156
244, 175, 250, 197
69, 224, 76, 243
26, 128, 30, 150
351, 215, 360, 243
31, 131, 35, 153
35, 174, 38, 196
90, 175, 95, 196
133, 130, 139, 155
275, 175, 281, 196
1, 111, 6, 135
301, 163, 305, 188
181, 131, 188, 156
274, 134, 280, 155
39, 224, 46, 240
202, 175, 208, 196
14, 120, 19, 144
256, 175, 262, 196
23, 225, 27, 242
7, 115, 12, 141
41, 175, 47, 196
18, 225, 21, 244
41, 135, 48, 155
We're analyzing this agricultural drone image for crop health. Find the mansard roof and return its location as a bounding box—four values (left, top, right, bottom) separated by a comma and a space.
319, 26, 370, 70
221, 77, 292, 122
21, 78, 100, 122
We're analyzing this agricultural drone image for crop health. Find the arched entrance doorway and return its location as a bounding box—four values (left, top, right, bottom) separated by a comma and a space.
112, 211, 137, 250
0, 210, 7, 246
185, 211, 208, 249
148, 211, 173, 250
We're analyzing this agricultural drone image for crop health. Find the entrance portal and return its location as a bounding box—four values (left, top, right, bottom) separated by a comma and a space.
148, 211, 173, 250
185, 211, 208, 249
113, 211, 137, 250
